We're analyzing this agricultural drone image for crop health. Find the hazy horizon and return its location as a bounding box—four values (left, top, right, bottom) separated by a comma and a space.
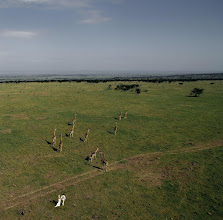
0, 70, 222, 77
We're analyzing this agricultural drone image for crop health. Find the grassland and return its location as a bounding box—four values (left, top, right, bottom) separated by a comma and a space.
0, 80, 222, 219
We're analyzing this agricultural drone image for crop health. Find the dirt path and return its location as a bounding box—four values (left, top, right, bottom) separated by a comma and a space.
1, 140, 222, 211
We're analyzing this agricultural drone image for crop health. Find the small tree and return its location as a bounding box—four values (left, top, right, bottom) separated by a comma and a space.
190, 88, 204, 97
135, 88, 141, 94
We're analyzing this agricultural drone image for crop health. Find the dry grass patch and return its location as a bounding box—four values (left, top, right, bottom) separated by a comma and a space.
128, 156, 163, 187
33, 92, 48, 96
1, 129, 12, 134
113, 155, 164, 187
3, 113, 29, 120
36, 117, 48, 120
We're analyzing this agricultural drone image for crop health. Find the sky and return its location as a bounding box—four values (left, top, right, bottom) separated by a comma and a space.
0, 0, 223, 74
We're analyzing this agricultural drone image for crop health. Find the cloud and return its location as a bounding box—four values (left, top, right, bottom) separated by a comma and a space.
0, 30, 37, 38
0, 0, 91, 8
0, 0, 116, 25
78, 10, 112, 24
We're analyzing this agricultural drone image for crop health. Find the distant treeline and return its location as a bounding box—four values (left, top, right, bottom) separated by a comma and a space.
0, 73, 223, 84
115, 83, 139, 90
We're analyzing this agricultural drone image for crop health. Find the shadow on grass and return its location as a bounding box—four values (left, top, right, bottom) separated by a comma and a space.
80, 138, 84, 142
186, 95, 199, 98
44, 139, 52, 145
51, 146, 59, 152
107, 130, 114, 135
44, 139, 59, 152
86, 163, 103, 171
85, 156, 90, 161
50, 200, 57, 205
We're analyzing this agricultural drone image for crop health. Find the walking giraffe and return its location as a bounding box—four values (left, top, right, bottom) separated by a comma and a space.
59, 134, 63, 153
119, 111, 122, 120
52, 129, 56, 146
72, 114, 77, 126
124, 110, 127, 119
99, 152, 108, 172
84, 128, 90, 142
70, 124, 74, 138
89, 148, 99, 162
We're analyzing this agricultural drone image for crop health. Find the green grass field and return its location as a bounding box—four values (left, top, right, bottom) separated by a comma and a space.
0, 80, 223, 219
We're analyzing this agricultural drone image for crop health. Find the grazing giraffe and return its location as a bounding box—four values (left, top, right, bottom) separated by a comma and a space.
114, 122, 118, 135
70, 124, 74, 138
90, 148, 99, 162
72, 114, 77, 126
59, 134, 63, 153
52, 129, 56, 146
124, 110, 127, 119
100, 152, 108, 172
119, 111, 122, 120
84, 128, 90, 142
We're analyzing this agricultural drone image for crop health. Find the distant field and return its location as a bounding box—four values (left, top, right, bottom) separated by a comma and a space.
0, 80, 223, 219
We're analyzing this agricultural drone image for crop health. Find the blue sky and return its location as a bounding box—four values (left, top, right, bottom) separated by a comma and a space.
0, 0, 223, 73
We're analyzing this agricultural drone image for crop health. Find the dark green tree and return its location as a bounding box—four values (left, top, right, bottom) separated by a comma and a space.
190, 88, 204, 97
135, 88, 141, 94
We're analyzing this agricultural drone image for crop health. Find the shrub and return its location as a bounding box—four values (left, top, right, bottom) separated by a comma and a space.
115, 84, 139, 91
135, 88, 141, 94
190, 88, 204, 97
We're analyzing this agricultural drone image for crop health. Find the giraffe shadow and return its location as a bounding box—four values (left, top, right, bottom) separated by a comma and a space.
86, 163, 103, 170
114, 117, 119, 120
65, 133, 69, 137
68, 123, 72, 125
107, 130, 113, 135
85, 156, 90, 161
51, 146, 59, 152
80, 138, 84, 142
44, 139, 52, 145
50, 200, 57, 205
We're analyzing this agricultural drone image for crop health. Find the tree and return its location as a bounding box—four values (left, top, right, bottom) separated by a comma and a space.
190, 88, 204, 97
135, 88, 141, 94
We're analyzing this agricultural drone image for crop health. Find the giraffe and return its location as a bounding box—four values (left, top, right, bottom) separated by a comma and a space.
99, 152, 108, 172
72, 114, 77, 126
90, 148, 99, 162
119, 111, 122, 120
114, 122, 118, 135
70, 124, 74, 138
52, 129, 56, 146
59, 134, 63, 153
124, 110, 127, 119
84, 128, 90, 142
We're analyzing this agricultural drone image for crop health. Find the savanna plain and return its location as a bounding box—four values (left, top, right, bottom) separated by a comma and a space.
0, 80, 223, 219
